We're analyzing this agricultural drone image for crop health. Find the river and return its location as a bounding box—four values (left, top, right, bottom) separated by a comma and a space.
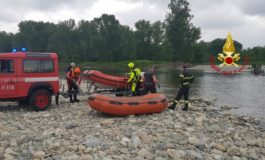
93, 65, 265, 125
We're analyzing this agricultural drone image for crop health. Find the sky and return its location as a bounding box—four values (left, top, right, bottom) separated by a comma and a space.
0, 0, 265, 48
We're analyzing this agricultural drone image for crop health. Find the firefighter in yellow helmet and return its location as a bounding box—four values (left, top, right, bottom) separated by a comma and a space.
127, 62, 141, 96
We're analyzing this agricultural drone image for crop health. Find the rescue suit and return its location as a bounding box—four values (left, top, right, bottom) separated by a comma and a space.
127, 63, 141, 96
169, 69, 194, 111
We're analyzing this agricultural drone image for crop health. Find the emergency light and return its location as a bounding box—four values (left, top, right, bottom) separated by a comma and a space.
21, 48, 27, 52
12, 48, 17, 52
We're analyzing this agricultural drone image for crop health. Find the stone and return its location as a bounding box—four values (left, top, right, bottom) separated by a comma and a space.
5, 148, 18, 156
212, 154, 223, 160
67, 155, 79, 160
227, 146, 240, 156
131, 135, 141, 148
78, 145, 86, 152
33, 151, 45, 159
65, 122, 78, 129
81, 155, 93, 160
232, 156, 241, 160
120, 137, 130, 146
167, 149, 182, 159
101, 119, 114, 126
186, 150, 203, 160
0, 147, 5, 158
138, 148, 153, 160
138, 131, 151, 144
215, 144, 227, 152
84, 137, 101, 147
207, 125, 221, 132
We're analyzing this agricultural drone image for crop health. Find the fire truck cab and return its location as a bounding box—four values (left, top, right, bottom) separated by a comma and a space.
0, 52, 59, 110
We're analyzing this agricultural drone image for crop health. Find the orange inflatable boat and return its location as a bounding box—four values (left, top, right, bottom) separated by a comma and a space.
87, 93, 168, 116
83, 70, 127, 89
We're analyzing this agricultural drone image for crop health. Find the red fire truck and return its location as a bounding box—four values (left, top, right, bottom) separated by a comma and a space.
0, 52, 59, 110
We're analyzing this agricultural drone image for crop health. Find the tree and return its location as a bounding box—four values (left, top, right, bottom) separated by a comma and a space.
0, 31, 14, 52
135, 20, 153, 60
165, 0, 201, 62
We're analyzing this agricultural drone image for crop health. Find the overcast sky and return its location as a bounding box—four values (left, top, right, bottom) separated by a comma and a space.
0, 0, 265, 48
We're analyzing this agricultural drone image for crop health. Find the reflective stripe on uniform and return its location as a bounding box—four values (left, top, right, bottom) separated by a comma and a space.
174, 100, 179, 103
183, 76, 193, 80
179, 74, 184, 78
184, 101, 189, 104
183, 82, 190, 85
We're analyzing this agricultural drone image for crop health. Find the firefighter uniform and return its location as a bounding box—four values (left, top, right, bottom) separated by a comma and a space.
169, 68, 194, 111
127, 63, 141, 96
66, 67, 81, 102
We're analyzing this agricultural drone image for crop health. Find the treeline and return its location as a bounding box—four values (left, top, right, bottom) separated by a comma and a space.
0, 0, 264, 64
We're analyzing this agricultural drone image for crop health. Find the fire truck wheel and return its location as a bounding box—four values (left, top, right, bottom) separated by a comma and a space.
30, 89, 51, 111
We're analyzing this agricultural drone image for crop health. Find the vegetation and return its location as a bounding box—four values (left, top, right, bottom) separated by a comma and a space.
0, 0, 264, 64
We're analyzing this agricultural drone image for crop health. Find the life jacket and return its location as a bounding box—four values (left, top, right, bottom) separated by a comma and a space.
143, 72, 154, 86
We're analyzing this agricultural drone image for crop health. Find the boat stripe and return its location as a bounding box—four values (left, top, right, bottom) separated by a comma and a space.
128, 102, 140, 105
109, 101, 123, 105
147, 101, 157, 104
24, 77, 59, 82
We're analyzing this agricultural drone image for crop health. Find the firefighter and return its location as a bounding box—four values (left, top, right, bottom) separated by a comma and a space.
66, 65, 81, 103
142, 67, 159, 94
169, 65, 194, 111
127, 62, 141, 96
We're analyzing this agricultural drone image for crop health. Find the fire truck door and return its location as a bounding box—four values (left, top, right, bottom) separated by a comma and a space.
0, 59, 17, 98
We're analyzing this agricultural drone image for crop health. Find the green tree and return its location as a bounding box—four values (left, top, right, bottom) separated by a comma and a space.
135, 20, 153, 60
0, 31, 14, 52
165, 0, 201, 62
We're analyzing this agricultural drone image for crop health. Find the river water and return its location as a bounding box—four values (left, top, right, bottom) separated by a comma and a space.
95, 65, 265, 124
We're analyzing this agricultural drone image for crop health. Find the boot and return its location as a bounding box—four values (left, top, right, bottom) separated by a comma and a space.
69, 96, 74, 103
182, 103, 188, 111
74, 95, 80, 102
168, 103, 176, 110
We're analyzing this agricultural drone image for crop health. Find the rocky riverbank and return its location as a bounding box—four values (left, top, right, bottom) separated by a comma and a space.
0, 95, 265, 160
